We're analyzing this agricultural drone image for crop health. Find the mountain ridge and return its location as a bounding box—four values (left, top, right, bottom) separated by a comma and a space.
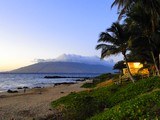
34, 54, 114, 66
10, 61, 113, 73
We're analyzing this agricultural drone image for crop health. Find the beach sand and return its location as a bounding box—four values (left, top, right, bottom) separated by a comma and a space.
0, 80, 91, 120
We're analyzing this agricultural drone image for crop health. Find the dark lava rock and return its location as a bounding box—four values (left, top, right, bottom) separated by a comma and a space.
7, 89, 18, 93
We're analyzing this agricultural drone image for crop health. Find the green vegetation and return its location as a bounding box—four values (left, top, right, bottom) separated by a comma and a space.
50, 76, 160, 120
81, 73, 113, 88
90, 91, 160, 120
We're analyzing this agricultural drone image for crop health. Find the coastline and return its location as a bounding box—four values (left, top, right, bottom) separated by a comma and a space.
0, 73, 98, 92
0, 80, 92, 120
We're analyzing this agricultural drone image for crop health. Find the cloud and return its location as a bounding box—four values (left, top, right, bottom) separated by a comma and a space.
34, 54, 115, 66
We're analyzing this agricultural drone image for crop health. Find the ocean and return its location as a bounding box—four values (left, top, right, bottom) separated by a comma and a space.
0, 73, 100, 92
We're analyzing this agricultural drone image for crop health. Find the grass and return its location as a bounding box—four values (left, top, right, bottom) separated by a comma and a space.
50, 76, 160, 120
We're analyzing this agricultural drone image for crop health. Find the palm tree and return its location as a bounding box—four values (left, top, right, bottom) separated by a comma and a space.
96, 22, 135, 83
139, 0, 160, 32
111, 0, 135, 20
112, 0, 160, 30
125, 5, 160, 76
151, 31, 160, 71
111, 0, 160, 76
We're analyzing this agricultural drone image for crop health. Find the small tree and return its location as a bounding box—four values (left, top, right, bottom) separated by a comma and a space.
113, 60, 126, 73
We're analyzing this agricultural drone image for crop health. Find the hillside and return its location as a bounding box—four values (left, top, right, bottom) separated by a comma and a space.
10, 62, 113, 73
50, 76, 160, 120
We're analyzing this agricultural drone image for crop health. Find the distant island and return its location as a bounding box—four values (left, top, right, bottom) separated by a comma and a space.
10, 61, 113, 73
10, 54, 114, 73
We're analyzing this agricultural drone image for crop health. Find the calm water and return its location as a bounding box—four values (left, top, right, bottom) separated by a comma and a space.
0, 73, 100, 92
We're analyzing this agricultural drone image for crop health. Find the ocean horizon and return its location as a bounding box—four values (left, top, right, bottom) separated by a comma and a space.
0, 73, 101, 92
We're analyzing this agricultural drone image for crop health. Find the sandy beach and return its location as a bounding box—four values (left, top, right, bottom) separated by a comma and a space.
0, 80, 91, 120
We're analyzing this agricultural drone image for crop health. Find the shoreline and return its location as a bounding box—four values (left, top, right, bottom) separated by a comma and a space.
0, 77, 90, 94
0, 78, 87, 95
0, 81, 78, 98
0, 80, 92, 120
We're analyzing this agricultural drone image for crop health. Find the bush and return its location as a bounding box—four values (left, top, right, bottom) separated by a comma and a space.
51, 76, 160, 120
109, 76, 160, 107
51, 92, 100, 120
90, 91, 160, 120
51, 84, 121, 119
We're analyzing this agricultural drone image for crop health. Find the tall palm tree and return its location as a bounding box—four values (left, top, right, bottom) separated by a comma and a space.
126, 5, 160, 76
139, 0, 160, 32
151, 31, 160, 71
96, 22, 135, 83
111, 0, 160, 76
112, 0, 160, 30
111, 0, 135, 20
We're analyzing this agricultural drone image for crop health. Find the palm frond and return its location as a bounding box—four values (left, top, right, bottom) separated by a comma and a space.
96, 43, 120, 59
98, 32, 116, 44
96, 21, 130, 59
101, 47, 121, 58
112, 0, 135, 20
111, 0, 127, 9
96, 44, 114, 50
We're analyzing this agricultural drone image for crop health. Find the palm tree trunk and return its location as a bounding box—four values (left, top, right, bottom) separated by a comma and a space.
150, 51, 160, 76
124, 54, 135, 83
148, 38, 160, 76
159, 53, 160, 70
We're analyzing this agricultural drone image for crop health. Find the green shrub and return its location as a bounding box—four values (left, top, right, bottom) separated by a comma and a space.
51, 84, 122, 120
90, 91, 160, 120
51, 76, 160, 120
51, 92, 100, 120
109, 76, 160, 107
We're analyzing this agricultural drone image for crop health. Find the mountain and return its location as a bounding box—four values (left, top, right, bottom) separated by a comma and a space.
34, 54, 114, 66
10, 54, 114, 73
10, 62, 113, 73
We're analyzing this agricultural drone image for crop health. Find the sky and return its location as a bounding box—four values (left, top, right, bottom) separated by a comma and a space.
0, 0, 123, 71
